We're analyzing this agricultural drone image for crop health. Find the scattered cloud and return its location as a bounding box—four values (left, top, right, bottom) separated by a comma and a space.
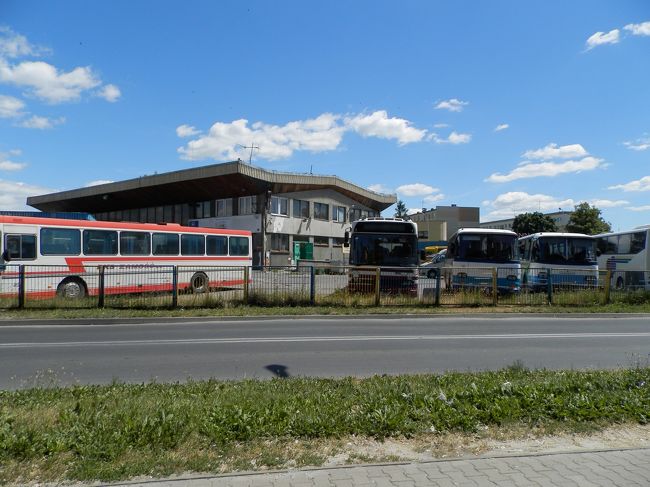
0, 150, 26, 171
523, 143, 588, 160
494, 123, 509, 132
585, 29, 620, 50
17, 114, 65, 129
85, 180, 114, 187
433, 123, 449, 128
0, 94, 25, 118
176, 124, 201, 138
423, 193, 445, 203
0, 26, 48, 58
407, 208, 422, 216
486, 156, 604, 183
589, 199, 629, 208
430, 131, 472, 145
97, 83, 121, 102
626, 205, 650, 212
345, 110, 426, 144
367, 183, 392, 194
623, 135, 650, 151
624, 21, 650, 36
608, 175, 650, 192
483, 191, 576, 220
434, 98, 468, 112
396, 183, 439, 197
0, 179, 53, 210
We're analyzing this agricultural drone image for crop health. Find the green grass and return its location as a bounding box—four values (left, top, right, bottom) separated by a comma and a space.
1, 368, 649, 484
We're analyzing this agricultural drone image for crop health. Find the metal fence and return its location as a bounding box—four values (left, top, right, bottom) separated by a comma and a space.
1, 263, 649, 309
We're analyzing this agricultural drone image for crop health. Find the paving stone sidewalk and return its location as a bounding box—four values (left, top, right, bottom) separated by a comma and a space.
101, 448, 650, 487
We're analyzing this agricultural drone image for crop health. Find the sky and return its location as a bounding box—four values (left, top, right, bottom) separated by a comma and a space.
1, 0, 649, 231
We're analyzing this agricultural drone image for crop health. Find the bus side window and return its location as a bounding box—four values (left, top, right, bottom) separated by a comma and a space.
5, 234, 37, 260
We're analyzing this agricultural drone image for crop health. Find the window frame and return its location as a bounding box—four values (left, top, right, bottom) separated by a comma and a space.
152, 232, 180, 256
271, 196, 289, 216
4, 233, 37, 260
314, 202, 330, 221
83, 229, 118, 256
120, 231, 151, 256
40, 227, 81, 256
180, 234, 206, 256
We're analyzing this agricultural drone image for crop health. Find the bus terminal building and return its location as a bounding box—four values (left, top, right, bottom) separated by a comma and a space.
27, 161, 396, 267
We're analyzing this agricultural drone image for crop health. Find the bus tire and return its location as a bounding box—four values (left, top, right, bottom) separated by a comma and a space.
57, 278, 87, 299
190, 272, 209, 293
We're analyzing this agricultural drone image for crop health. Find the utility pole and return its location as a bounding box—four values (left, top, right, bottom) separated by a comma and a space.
238, 143, 260, 164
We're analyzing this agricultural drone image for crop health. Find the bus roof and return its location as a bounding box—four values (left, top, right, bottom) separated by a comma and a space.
454, 228, 517, 236
518, 232, 594, 239
0, 215, 251, 236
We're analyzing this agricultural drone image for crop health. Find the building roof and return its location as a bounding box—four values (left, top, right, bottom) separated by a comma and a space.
27, 160, 396, 213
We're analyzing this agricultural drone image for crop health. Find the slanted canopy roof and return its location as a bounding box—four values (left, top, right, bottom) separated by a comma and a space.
27, 161, 396, 213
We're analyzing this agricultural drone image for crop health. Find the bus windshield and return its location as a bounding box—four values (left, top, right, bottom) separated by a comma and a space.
457, 234, 518, 263
351, 234, 419, 266
537, 237, 596, 265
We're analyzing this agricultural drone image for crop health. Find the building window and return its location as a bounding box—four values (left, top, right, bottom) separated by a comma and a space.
349, 208, 362, 222
314, 202, 329, 220
271, 196, 288, 216
293, 199, 310, 219
332, 237, 345, 247
333, 205, 346, 222
270, 233, 289, 251
239, 195, 257, 215
418, 230, 429, 239
216, 198, 232, 217
314, 236, 329, 246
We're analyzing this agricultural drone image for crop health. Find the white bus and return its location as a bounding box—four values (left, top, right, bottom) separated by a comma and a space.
345, 218, 419, 294
518, 233, 598, 291
444, 228, 521, 293
0, 215, 252, 299
595, 225, 650, 290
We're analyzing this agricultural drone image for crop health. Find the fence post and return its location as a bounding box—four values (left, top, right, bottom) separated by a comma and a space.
546, 269, 553, 305
171, 266, 178, 308
492, 268, 498, 306
435, 271, 441, 306
375, 267, 381, 306
18, 264, 25, 309
603, 270, 611, 305
309, 265, 315, 305
243, 266, 250, 304
98, 265, 105, 308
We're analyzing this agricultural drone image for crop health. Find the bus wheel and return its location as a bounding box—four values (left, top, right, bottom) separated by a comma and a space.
615, 276, 625, 291
57, 278, 87, 299
190, 272, 209, 293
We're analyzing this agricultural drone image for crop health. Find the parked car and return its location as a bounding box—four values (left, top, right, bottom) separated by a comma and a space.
420, 249, 446, 278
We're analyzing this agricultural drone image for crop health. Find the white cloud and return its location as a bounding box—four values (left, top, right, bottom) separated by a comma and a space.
523, 143, 588, 160
97, 83, 121, 102
423, 193, 445, 203
586, 29, 620, 50
430, 131, 472, 145
624, 21, 650, 36
494, 123, 509, 132
483, 192, 576, 220
367, 183, 392, 194
486, 156, 604, 183
623, 135, 650, 151
626, 205, 650, 212
0, 179, 53, 209
0, 94, 25, 118
589, 199, 629, 208
176, 124, 201, 138
433, 123, 449, 128
345, 110, 426, 144
396, 183, 439, 197
608, 175, 650, 192
85, 180, 114, 187
17, 115, 65, 129
434, 98, 468, 112
407, 208, 422, 216
0, 26, 47, 58
0, 150, 26, 171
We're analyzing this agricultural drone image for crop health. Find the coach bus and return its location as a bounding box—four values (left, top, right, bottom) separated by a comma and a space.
345, 218, 419, 294
595, 225, 650, 290
518, 233, 598, 291
444, 228, 521, 293
0, 215, 252, 299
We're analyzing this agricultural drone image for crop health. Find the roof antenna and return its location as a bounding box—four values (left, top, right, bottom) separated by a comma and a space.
310, 164, 313, 175
238, 143, 260, 164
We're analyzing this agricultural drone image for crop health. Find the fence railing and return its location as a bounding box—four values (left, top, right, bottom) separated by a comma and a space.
0, 264, 648, 309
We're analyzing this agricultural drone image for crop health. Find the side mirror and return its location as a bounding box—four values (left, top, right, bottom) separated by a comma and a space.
344, 230, 349, 245
1, 250, 10, 262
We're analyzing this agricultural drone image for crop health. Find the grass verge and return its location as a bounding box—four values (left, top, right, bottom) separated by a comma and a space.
1, 368, 649, 484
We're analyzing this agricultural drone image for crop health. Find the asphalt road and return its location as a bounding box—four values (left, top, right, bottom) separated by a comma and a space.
1, 315, 649, 389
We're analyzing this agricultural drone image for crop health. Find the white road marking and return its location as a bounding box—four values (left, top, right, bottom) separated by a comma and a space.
2, 332, 650, 348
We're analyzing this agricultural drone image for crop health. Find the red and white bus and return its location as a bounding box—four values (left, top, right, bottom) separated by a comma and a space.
0, 215, 252, 299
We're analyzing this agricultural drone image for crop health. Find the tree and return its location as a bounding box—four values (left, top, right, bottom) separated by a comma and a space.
394, 200, 409, 220
512, 212, 558, 236
565, 202, 611, 235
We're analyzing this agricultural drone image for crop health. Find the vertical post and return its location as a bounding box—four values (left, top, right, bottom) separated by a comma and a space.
243, 266, 250, 304
18, 264, 25, 309
546, 268, 553, 305
98, 265, 105, 308
435, 271, 441, 306
492, 268, 498, 306
171, 266, 178, 308
603, 270, 611, 305
374, 267, 381, 306
309, 265, 315, 305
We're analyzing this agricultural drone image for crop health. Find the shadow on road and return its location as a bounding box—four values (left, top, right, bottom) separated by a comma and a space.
265, 364, 290, 378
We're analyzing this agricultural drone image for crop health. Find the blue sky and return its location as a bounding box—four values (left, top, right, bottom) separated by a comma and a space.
1, 0, 649, 231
